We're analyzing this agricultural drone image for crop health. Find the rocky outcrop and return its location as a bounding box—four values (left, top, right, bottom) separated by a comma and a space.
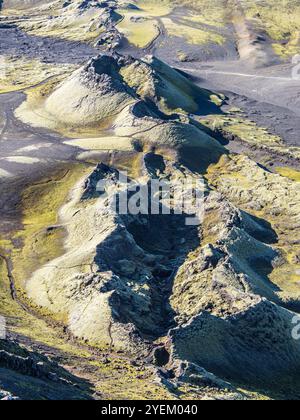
15, 53, 224, 137
5, 0, 120, 44
26, 161, 203, 352
173, 360, 234, 390
43, 55, 134, 126
169, 299, 300, 384
120, 55, 224, 115
0, 348, 57, 381
0, 339, 93, 400
13, 51, 300, 396
0, 339, 72, 386
25, 153, 300, 390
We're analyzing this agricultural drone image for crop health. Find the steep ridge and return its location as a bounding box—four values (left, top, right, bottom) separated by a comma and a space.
120, 55, 223, 115
24, 149, 300, 391
0, 338, 92, 400
16, 53, 224, 133
13, 52, 300, 396
26, 161, 201, 351
1, 0, 120, 43
0, 1, 300, 399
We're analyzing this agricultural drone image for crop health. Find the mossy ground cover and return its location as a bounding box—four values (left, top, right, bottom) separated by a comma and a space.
200, 113, 300, 161
180, 1, 226, 28
1, 253, 175, 399
206, 155, 300, 301
120, 59, 223, 116
276, 167, 300, 182
91, 358, 173, 400
116, 0, 171, 49
0, 56, 75, 94
117, 0, 225, 49
136, 0, 227, 27
116, 0, 172, 48
3, 0, 299, 400
0, 255, 86, 356
0, 155, 180, 398
201, 114, 282, 146
242, 0, 300, 57
117, 13, 160, 48
21, 19, 104, 43
162, 17, 225, 47
135, 0, 173, 16
0, 162, 93, 323
2, 1, 105, 43
18, 21, 104, 43
10, 163, 92, 292
16, 70, 136, 137
0, 160, 177, 399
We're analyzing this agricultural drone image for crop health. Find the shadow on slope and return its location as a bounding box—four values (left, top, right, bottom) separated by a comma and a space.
95, 181, 200, 339
0, 338, 93, 400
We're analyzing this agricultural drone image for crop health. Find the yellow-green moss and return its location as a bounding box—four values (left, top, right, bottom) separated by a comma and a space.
243, 0, 300, 42
117, 11, 160, 48
206, 154, 300, 300
276, 167, 300, 182
0, 56, 75, 94
201, 115, 282, 146
181, 0, 226, 28
0, 253, 90, 357
11, 163, 92, 290
162, 17, 225, 46
135, 0, 172, 17
241, 0, 300, 57
201, 114, 300, 161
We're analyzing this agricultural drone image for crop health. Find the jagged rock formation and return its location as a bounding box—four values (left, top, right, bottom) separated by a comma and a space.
2, 0, 121, 43
169, 300, 300, 384
26, 161, 202, 352
25, 152, 300, 390
13, 50, 300, 396
16, 53, 223, 133
45, 55, 134, 125
16, 55, 134, 128
206, 155, 300, 308
119, 55, 223, 114
0, 0, 299, 398
0, 339, 92, 400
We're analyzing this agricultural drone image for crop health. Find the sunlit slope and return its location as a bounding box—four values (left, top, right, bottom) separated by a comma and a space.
241, 0, 300, 58
15, 54, 223, 135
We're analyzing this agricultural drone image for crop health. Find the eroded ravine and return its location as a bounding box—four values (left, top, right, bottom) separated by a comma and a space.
1, 0, 300, 401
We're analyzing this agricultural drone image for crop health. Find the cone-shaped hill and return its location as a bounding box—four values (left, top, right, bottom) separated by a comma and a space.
120, 55, 223, 115
16, 53, 223, 135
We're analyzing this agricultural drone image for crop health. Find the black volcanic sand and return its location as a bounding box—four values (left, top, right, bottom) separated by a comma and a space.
175, 61, 300, 147
0, 92, 78, 172
0, 91, 82, 236
0, 26, 97, 64
156, 7, 238, 64
114, 5, 300, 148
223, 91, 300, 147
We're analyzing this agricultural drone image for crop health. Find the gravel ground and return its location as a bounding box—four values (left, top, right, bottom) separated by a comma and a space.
176, 61, 300, 147
0, 26, 97, 64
